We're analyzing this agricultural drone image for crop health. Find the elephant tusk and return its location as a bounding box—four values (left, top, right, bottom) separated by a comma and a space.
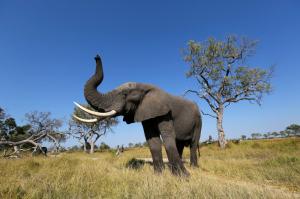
72, 114, 98, 123
73, 102, 117, 117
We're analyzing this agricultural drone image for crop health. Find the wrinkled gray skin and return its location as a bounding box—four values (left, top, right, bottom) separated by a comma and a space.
84, 55, 202, 176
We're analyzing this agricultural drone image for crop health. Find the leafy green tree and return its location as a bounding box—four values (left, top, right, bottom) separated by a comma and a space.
251, 133, 262, 139
128, 143, 134, 148
183, 35, 273, 148
280, 131, 287, 138
99, 142, 110, 150
271, 131, 280, 138
0, 107, 4, 119
285, 124, 300, 137
134, 143, 142, 148
0, 109, 33, 145
241, 135, 247, 140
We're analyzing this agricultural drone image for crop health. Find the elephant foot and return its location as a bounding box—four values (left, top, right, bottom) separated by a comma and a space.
153, 167, 164, 174
190, 162, 199, 168
180, 169, 190, 178
190, 154, 199, 168
169, 164, 190, 177
153, 162, 164, 173
174, 169, 190, 178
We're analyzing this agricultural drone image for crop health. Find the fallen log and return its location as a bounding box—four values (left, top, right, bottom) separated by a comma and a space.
135, 158, 190, 163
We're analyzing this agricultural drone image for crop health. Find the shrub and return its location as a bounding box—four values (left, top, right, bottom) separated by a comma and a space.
125, 158, 145, 170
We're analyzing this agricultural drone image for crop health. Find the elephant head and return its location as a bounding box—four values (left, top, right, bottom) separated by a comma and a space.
73, 55, 171, 123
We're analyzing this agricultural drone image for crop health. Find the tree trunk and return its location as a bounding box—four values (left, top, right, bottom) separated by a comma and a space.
13, 146, 19, 154
83, 141, 87, 153
217, 107, 227, 149
90, 141, 95, 154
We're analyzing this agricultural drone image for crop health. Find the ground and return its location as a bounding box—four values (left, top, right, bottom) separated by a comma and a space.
0, 137, 299, 199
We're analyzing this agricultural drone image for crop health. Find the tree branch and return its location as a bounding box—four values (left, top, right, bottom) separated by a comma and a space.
226, 97, 256, 103
47, 134, 61, 151
201, 95, 218, 113
201, 110, 217, 119
184, 89, 201, 97
196, 76, 221, 104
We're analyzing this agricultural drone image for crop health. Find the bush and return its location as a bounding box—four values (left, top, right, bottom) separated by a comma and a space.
125, 158, 145, 170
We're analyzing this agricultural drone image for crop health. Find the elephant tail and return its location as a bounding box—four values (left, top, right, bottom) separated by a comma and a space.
192, 111, 202, 158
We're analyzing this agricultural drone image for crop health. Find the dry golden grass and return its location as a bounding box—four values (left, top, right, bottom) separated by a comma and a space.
0, 137, 299, 199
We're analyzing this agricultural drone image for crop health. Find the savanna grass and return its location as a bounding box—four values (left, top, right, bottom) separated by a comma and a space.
0, 137, 299, 199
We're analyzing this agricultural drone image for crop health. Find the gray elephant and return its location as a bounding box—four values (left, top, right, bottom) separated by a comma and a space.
74, 55, 202, 176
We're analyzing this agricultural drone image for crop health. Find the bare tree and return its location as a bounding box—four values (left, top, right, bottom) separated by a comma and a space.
183, 35, 273, 148
25, 111, 65, 151
68, 104, 118, 153
0, 111, 65, 157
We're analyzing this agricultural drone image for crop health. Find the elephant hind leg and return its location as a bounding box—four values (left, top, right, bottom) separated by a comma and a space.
190, 144, 199, 167
157, 115, 189, 176
190, 117, 201, 167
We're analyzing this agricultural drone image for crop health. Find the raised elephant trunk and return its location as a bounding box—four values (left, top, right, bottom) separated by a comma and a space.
84, 55, 116, 112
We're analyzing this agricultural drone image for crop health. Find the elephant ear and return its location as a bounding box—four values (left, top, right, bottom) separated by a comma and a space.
134, 89, 170, 122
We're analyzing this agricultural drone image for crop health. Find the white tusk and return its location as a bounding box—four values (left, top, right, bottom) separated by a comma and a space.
73, 102, 117, 117
72, 115, 98, 123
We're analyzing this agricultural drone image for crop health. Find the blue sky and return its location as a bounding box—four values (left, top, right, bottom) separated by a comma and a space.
0, 0, 299, 147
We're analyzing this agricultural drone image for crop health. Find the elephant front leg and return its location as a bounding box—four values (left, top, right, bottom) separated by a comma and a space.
147, 137, 164, 173
158, 116, 190, 177
142, 120, 164, 173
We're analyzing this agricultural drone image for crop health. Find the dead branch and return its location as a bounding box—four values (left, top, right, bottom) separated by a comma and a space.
200, 110, 217, 119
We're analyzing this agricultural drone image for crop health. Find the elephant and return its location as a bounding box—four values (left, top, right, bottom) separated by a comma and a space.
73, 55, 202, 176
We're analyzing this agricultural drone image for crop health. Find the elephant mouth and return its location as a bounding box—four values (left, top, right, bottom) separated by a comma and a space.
72, 102, 117, 123
123, 110, 135, 124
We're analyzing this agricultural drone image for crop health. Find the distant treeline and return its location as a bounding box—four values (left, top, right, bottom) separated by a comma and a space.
202, 124, 300, 145
1, 105, 299, 154
247, 124, 300, 140
67, 141, 149, 152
